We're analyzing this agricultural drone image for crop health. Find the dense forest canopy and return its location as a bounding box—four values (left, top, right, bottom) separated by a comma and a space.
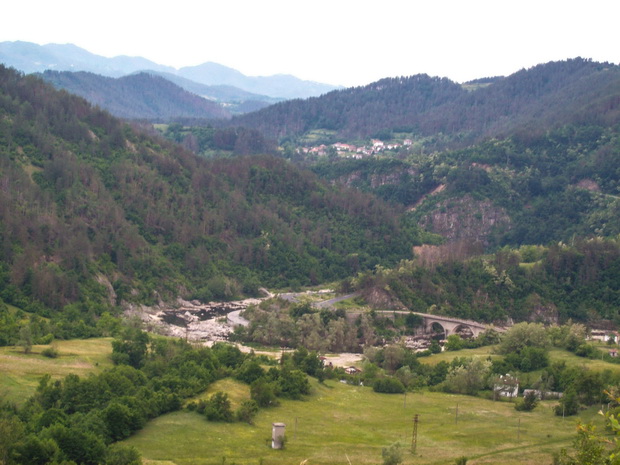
346, 238, 620, 326
0, 65, 425, 324
2, 56, 620, 337
39, 71, 233, 121
311, 122, 620, 248
230, 58, 620, 144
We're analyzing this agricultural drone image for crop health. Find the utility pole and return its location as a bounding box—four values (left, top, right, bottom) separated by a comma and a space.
411, 414, 419, 454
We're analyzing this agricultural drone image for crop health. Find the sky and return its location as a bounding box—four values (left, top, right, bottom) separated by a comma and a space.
3, 0, 619, 87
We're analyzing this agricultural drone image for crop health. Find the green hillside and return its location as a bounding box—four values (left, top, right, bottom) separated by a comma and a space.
0, 65, 424, 335
123, 377, 600, 465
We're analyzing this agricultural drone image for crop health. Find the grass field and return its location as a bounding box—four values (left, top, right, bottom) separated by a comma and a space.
418, 345, 620, 374
122, 377, 601, 465
188, 378, 251, 409
1, 337, 616, 464
0, 337, 113, 404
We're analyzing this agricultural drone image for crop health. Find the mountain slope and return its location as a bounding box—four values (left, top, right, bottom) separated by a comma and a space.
231, 58, 620, 142
0, 65, 423, 318
39, 70, 232, 120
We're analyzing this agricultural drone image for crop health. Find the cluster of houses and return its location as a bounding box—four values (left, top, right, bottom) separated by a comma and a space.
298, 138, 413, 159
590, 330, 620, 357
494, 374, 564, 400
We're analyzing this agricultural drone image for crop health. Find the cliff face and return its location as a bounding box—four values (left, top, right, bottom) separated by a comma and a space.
419, 195, 511, 246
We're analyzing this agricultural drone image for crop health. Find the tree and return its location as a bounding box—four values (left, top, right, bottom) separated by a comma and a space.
15, 435, 59, 465
442, 358, 491, 395
111, 328, 149, 368
42, 424, 106, 465
236, 400, 259, 424
105, 444, 142, 465
0, 416, 25, 465
445, 334, 464, 351
235, 359, 266, 384
498, 322, 549, 355
555, 388, 580, 417
250, 378, 279, 408
203, 392, 233, 422
515, 390, 539, 411
373, 377, 406, 394
278, 369, 310, 399
102, 401, 144, 441
382, 345, 405, 372
17, 325, 33, 354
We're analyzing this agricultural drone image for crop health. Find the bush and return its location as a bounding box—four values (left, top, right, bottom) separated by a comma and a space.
236, 400, 259, 424
373, 377, 406, 394
105, 444, 142, 465
554, 389, 580, 416
41, 347, 59, 358
250, 378, 280, 407
203, 392, 234, 422
575, 343, 600, 359
382, 442, 403, 465
515, 391, 539, 411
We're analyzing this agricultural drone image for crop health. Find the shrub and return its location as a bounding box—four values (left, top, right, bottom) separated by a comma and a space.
203, 392, 234, 422
515, 391, 539, 411
41, 347, 59, 358
381, 442, 403, 465
236, 400, 259, 424
373, 377, 405, 394
251, 378, 280, 407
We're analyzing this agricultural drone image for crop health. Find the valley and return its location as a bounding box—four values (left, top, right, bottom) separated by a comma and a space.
1, 55, 620, 465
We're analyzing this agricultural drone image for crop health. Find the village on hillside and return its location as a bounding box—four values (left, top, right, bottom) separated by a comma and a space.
298, 138, 414, 158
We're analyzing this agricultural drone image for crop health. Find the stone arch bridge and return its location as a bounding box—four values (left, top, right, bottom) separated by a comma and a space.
410, 312, 493, 338
373, 310, 503, 338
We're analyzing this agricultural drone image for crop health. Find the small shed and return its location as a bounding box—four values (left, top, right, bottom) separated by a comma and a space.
272, 422, 286, 449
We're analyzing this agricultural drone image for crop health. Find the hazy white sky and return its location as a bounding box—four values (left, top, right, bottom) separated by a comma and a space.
3, 0, 619, 87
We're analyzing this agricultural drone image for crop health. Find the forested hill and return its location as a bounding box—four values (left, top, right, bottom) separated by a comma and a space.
0, 65, 424, 320
39, 71, 232, 121
349, 238, 620, 326
230, 58, 620, 142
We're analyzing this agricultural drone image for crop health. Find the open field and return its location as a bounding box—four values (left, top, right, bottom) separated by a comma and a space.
189, 378, 251, 409
0, 337, 113, 404
418, 346, 499, 365
418, 345, 620, 374
122, 377, 601, 465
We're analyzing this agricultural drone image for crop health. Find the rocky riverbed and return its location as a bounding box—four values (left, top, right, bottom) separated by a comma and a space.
125, 296, 264, 342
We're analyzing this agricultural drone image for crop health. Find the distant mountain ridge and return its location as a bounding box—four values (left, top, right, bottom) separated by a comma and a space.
230, 58, 620, 143
0, 41, 341, 100
40, 71, 232, 120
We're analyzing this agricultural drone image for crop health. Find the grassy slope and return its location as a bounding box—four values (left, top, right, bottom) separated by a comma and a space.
123, 377, 602, 465
2, 339, 616, 463
419, 345, 620, 372
0, 338, 113, 404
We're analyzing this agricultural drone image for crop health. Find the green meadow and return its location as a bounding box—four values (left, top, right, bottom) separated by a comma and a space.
0, 338, 113, 404
419, 344, 620, 374
1, 338, 616, 464
123, 378, 601, 465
